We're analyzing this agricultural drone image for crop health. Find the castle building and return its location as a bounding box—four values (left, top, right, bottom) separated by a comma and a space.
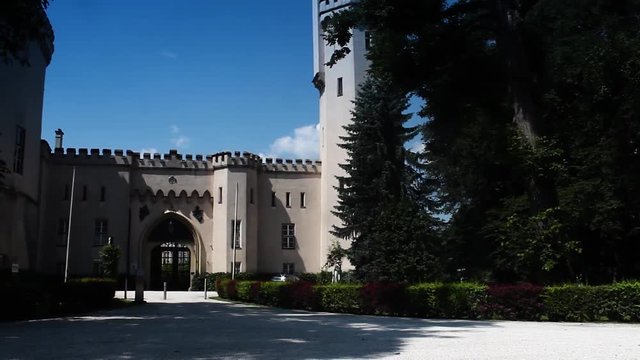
0, 1, 366, 289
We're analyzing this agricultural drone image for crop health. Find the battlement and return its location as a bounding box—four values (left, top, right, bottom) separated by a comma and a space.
261, 158, 322, 174
46, 147, 321, 173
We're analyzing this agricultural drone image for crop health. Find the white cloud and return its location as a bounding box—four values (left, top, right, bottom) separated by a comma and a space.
140, 148, 159, 155
171, 135, 190, 148
169, 125, 190, 149
161, 50, 177, 59
264, 123, 319, 160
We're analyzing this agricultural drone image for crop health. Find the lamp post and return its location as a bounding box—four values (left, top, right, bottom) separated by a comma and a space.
231, 182, 238, 279
64, 166, 76, 283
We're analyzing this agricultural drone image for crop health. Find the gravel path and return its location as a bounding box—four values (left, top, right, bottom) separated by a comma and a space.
1, 291, 639, 359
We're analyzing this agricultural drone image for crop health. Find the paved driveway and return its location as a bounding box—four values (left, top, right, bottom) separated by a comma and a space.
1, 291, 639, 359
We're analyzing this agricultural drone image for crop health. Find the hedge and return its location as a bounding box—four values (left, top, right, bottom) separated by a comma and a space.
215, 280, 640, 322
61, 277, 117, 308
542, 282, 640, 322
1, 276, 117, 321
478, 283, 543, 321
192, 272, 267, 291
316, 284, 361, 313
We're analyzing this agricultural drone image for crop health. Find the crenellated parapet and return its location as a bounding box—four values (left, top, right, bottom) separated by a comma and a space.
49, 147, 133, 166
137, 149, 211, 169
210, 151, 263, 169
261, 158, 322, 174
45, 147, 322, 174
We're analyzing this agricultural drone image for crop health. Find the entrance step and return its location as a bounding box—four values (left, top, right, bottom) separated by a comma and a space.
115, 290, 219, 303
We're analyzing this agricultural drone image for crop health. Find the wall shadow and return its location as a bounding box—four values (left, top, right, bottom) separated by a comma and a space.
0, 300, 498, 359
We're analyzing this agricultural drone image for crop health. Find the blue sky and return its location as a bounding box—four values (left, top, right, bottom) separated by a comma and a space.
42, 0, 320, 159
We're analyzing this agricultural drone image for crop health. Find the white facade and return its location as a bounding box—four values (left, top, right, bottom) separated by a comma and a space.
36, 148, 321, 289
314, 0, 369, 262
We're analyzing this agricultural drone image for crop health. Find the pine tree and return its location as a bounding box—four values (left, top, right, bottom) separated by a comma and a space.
333, 74, 441, 282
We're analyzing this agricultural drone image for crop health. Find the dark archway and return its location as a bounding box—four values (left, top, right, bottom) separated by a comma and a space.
148, 218, 194, 290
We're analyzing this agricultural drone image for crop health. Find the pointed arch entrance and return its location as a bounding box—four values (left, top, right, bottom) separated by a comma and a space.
146, 215, 197, 290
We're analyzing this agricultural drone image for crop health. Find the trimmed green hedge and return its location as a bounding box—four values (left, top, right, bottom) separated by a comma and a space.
62, 277, 117, 307
215, 280, 640, 322
316, 284, 361, 313
542, 282, 640, 322
192, 272, 268, 291
1, 276, 117, 321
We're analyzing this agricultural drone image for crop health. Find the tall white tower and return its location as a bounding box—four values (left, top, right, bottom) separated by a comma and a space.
313, 0, 369, 265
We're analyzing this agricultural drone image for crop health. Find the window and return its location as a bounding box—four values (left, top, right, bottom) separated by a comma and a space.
337, 77, 343, 97
218, 187, 223, 204
13, 125, 25, 175
100, 186, 106, 202
281, 223, 295, 249
92, 259, 103, 276
300, 192, 306, 208
230, 219, 242, 249
82, 185, 87, 201
177, 250, 189, 272
271, 191, 276, 207
250, 188, 254, 204
56, 218, 68, 246
365, 31, 372, 50
94, 219, 108, 246
285, 192, 291, 208
161, 250, 173, 264
282, 262, 295, 275
231, 261, 241, 274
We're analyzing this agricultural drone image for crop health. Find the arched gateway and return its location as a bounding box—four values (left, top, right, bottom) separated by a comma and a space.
146, 215, 198, 290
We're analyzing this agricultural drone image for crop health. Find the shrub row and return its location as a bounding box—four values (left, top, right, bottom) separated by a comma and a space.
193, 271, 345, 291
1, 276, 117, 321
215, 280, 640, 322
192, 272, 300, 291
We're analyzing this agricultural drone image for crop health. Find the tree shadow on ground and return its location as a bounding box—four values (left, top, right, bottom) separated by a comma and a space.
0, 300, 498, 359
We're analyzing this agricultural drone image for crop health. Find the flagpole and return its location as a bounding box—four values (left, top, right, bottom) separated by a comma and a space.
64, 166, 76, 283
232, 182, 238, 280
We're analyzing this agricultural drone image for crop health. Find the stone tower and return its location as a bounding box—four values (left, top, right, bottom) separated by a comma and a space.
0, 7, 54, 271
313, 0, 369, 264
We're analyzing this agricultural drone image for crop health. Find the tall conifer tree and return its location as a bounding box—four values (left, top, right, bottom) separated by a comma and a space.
333, 74, 441, 282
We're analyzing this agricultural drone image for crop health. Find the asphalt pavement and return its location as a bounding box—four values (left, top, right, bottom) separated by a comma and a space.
1, 291, 639, 359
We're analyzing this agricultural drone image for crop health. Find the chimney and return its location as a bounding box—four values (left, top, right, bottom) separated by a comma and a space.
54, 129, 64, 149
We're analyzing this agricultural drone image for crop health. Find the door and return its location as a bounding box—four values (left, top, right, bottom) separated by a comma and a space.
150, 242, 191, 290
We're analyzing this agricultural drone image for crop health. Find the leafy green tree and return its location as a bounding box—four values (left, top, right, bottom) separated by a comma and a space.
333, 74, 441, 282
323, 0, 640, 283
324, 241, 347, 271
99, 241, 121, 279
0, 0, 53, 65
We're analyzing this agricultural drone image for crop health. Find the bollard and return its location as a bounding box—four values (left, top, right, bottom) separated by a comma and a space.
134, 269, 144, 303
163, 282, 167, 300
204, 278, 208, 299
124, 278, 128, 300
